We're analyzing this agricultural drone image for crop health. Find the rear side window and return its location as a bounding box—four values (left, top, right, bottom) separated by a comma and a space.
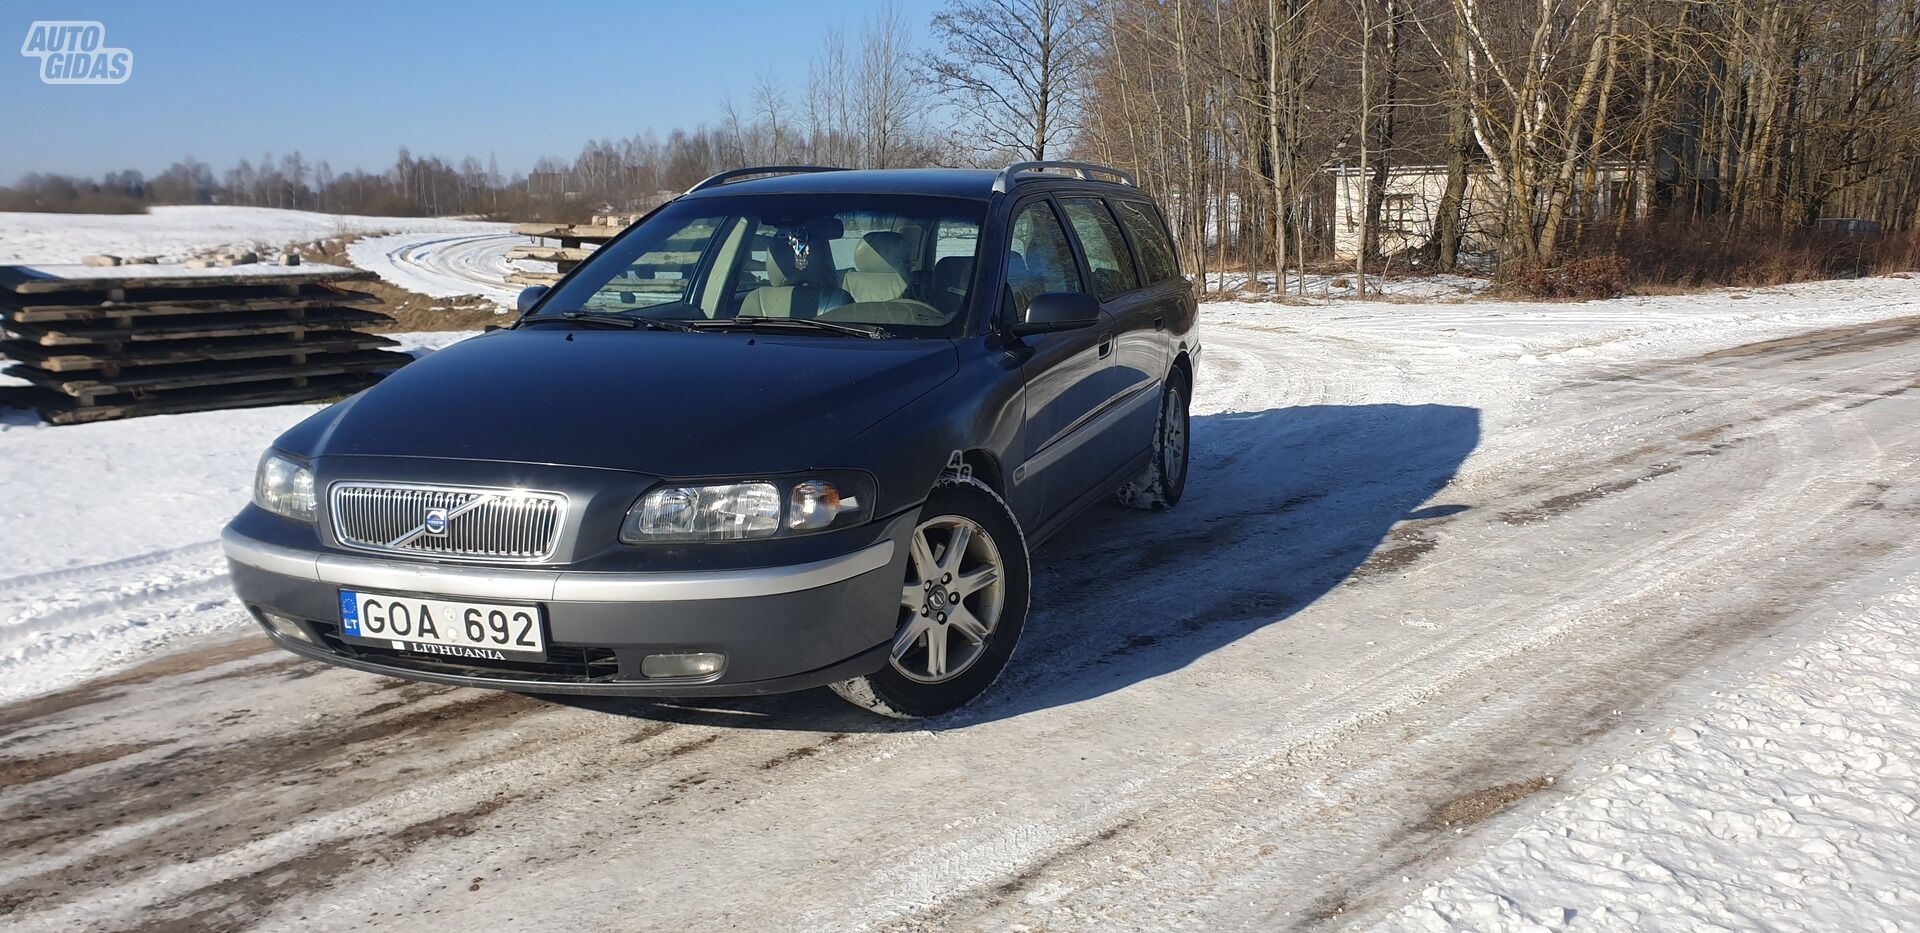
1005, 201, 1084, 316
1114, 200, 1180, 284
1061, 198, 1140, 300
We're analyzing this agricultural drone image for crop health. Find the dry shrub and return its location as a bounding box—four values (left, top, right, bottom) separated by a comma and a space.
1503, 255, 1631, 299
1503, 218, 1920, 298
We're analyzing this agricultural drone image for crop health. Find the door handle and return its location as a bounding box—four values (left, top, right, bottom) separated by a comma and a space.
1098, 332, 1115, 359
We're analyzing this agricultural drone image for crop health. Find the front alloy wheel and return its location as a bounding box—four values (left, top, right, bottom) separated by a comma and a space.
894, 515, 1005, 683
831, 476, 1030, 718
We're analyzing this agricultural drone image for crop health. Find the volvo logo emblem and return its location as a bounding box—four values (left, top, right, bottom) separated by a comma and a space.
422, 508, 450, 536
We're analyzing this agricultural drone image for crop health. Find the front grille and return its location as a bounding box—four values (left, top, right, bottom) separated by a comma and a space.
330, 482, 566, 562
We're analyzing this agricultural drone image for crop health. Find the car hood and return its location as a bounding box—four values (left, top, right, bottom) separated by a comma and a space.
278, 328, 959, 475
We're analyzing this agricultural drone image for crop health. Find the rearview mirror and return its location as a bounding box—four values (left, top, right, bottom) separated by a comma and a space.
1010, 291, 1100, 336
516, 285, 550, 315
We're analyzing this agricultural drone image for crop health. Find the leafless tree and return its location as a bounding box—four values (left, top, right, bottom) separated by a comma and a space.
924, 0, 1091, 161
858, 2, 927, 168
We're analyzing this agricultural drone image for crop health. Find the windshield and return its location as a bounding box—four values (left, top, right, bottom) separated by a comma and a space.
533, 193, 987, 338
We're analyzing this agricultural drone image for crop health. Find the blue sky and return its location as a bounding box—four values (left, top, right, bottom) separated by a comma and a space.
0, 0, 939, 182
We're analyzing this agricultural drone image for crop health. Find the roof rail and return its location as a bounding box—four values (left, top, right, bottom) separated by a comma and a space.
685, 165, 849, 194
992, 160, 1138, 193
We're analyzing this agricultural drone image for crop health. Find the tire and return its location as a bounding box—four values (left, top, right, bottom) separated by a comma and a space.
830, 475, 1030, 718
1117, 370, 1191, 511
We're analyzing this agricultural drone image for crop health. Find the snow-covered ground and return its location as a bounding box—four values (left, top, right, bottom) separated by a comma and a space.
1204, 269, 1492, 301
4, 205, 1920, 930
0, 206, 552, 310
3, 271, 1918, 929
0, 205, 504, 265
0, 332, 472, 701
1390, 559, 1920, 931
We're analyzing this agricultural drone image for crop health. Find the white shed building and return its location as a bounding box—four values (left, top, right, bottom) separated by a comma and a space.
1328, 163, 1648, 260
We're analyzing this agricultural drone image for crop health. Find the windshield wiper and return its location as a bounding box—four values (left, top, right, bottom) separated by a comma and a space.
522, 311, 694, 332
693, 316, 891, 339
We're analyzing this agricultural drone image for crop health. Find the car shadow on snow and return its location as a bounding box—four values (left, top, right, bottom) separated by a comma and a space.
550, 403, 1482, 732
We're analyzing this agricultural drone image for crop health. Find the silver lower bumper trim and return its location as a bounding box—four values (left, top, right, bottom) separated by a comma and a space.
221, 527, 895, 603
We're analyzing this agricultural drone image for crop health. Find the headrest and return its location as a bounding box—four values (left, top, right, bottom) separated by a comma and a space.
934, 256, 974, 292
765, 238, 800, 288
1006, 251, 1027, 279
853, 231, 910, 274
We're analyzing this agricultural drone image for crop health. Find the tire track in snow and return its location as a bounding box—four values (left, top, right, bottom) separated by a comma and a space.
866, 329, 1918, 931
0, 540, 240, 706
0, 540, 222, 593
345, 231, 556, 307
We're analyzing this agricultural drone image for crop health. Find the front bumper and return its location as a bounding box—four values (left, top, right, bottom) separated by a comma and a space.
222, 521, 907, 696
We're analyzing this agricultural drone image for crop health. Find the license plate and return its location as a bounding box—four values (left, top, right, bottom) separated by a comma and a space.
338, 590, 545, 659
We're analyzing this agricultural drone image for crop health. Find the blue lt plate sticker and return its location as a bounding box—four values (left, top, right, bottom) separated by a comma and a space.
340, 591, 361, 637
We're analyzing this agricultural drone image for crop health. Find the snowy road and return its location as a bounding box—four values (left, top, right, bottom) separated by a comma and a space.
4, 282, 1920, 930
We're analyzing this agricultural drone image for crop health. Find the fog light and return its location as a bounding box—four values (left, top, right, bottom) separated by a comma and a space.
260, 611, 314, 645
641, 652, 724, 679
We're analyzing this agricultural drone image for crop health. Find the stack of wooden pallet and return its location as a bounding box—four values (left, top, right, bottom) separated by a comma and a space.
505, 212, 645, 286
0, 263, 411, 424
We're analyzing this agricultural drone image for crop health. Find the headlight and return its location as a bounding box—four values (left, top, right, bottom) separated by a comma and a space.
621, 473, 874, 543
254, 451, 316, 522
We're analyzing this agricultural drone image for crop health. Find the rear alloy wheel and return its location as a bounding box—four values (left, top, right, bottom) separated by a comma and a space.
831, 476, 1030, 718
1117, 373, 1190, 511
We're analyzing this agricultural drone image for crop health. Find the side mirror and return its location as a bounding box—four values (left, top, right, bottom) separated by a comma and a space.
1010, 291, 1100, 336
516, 285, 550, 315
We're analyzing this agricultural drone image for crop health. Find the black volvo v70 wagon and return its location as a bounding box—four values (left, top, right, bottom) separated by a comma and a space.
223, 162, 1199, 716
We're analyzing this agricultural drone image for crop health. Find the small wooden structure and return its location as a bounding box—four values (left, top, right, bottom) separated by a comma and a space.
0, 263, 410, 424
505, 212, 644, 286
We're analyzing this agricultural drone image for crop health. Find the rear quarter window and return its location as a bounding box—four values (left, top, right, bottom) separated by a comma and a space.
1115, 200, 1181, 284
1061, 197, 1140, 300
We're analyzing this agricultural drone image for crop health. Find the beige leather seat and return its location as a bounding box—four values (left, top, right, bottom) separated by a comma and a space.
841, 232, 912, 303
740, 238, 849, 318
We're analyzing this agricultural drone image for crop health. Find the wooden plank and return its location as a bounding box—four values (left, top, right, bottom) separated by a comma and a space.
505, 271, 564, 286
511, 223, 625, 241
2, 307, 391, 347
2, 292, 382, 324
505, 246, 597, 263
7, 349, 414, 400
0, 333, 399, 372
0, 263, 373, 295
0, 372, 385, 425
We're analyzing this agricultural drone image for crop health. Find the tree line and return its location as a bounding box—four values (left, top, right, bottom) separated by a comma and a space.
8, 0, 1920, 287
1062, 0, 1920, 288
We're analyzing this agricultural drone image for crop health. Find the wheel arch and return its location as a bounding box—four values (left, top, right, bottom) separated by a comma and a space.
952, 448, 1007, 497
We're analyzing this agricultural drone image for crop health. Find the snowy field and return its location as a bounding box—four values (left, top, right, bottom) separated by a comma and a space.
0, 206, 548, 310
0, 205, 506, 265
2, 209, 1919, 930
